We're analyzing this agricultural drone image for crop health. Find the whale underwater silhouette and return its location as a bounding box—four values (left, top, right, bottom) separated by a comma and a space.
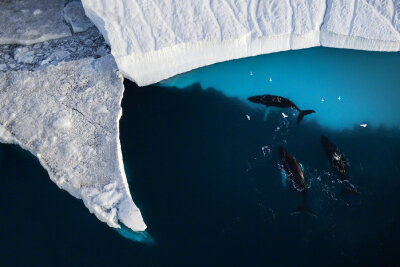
321, 135, 360, 195
248, 94, 315, 123
278, 146, 317, 217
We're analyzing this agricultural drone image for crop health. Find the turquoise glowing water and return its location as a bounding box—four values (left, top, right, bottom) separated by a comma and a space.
161, 47, 400, 130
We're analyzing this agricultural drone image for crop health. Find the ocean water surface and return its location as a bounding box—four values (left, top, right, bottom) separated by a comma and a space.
1, 47, 400, 266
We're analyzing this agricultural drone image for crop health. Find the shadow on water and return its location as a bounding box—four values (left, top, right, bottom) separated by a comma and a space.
120, 81, 400, 266
1, 81, 400, 266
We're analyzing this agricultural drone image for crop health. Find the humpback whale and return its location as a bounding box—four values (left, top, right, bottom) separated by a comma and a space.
321, 136, 359, 195
278, 147, 316, 216
248, 94, 315, 123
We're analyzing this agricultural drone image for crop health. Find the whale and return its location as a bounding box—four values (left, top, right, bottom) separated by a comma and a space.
248, 94, 315, 123
278, 146, 316, 216
321, 135, 359, 195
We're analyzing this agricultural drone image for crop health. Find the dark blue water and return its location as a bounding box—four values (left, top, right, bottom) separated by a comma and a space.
1, 47, 400, 266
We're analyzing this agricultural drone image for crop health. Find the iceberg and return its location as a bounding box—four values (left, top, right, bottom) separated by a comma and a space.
0, 55, 146, 232
81, 0, 400, 86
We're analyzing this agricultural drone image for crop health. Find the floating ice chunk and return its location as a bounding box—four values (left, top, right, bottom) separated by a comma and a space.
338, 96, 341, 101
269, 77, 272, 82
282, 112, 288, 118
360, 124, 368, 128
246, 115, 250, 120
321, 98, 324, 103
14, 47, 35, 64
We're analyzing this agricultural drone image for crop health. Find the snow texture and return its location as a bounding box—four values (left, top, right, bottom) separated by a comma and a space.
0, 0, 71, 45
64, 1, 95, 33
81, 0, 400, 86
0, 55, 147, 232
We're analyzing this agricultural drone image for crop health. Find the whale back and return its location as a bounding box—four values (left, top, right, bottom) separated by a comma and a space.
321, 136, 348, 180
278, 147, 307, 191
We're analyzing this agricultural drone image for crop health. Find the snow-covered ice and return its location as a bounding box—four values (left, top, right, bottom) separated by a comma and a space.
0, 0, 71, 45
81, 0, 400, 86
0, 55, 147, 232
321, 0, 400, 50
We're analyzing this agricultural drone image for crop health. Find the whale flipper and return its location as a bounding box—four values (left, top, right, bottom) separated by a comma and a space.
263, 107, 270, 121
297, 109, 315, 123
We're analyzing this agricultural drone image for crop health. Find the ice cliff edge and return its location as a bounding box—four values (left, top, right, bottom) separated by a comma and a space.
81, 0, 400, 86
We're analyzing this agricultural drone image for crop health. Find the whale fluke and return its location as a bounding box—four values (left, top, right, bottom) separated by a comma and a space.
297, 110, 315, 123
291, 205, 318, 218
291, 192, 317, 218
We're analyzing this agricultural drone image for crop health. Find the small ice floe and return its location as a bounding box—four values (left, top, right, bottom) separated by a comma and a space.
338, 96, 341, 101
321, 98, 324, 103
246, 114, 251, 120
269, 77, 272, 82
360, 123, 368, 128
282, 112, 288, 118
250, 71, 253, 76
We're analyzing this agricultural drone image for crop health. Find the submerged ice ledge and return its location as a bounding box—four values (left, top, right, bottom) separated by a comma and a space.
81, 0, 400, 86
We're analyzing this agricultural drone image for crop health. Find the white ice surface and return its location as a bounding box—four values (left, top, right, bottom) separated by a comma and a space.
0, 55, 147, 232
0, 0, 71, 45
81, 0, 400, 86
321, 0, 400, 50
